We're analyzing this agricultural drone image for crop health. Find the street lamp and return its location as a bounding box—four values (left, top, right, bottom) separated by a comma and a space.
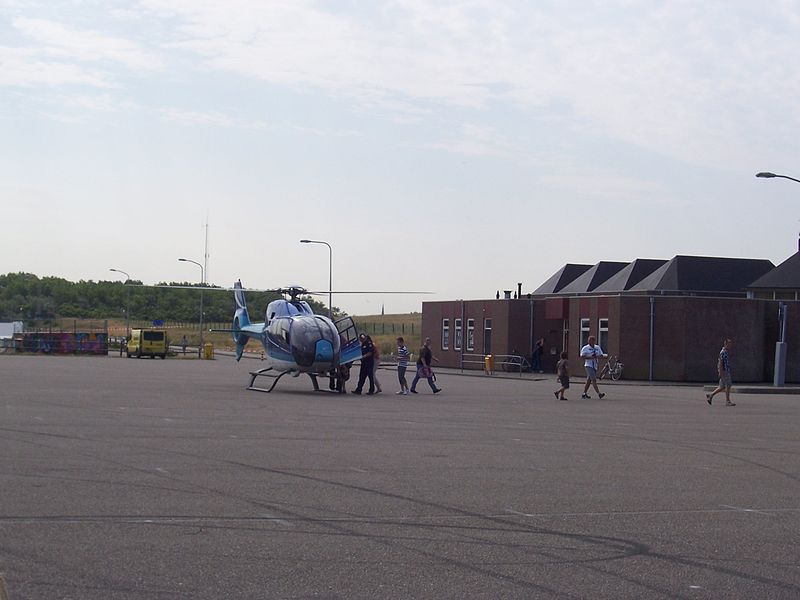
178, 258, 205, 358
109, 268, 131, 336
755, 171, 800, 386
300, 239, 332, 317
756, 172, 800, 184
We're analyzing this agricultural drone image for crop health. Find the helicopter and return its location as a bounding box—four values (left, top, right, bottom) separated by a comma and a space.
223, 280, 364, 393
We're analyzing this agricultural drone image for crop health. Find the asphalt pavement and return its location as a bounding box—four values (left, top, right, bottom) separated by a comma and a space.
1, 354, 799, 599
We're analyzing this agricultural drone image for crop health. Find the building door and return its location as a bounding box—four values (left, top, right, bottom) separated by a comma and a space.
483, 318, 492, 355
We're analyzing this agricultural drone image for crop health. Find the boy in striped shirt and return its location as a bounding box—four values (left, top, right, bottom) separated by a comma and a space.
396, 337, 410, 395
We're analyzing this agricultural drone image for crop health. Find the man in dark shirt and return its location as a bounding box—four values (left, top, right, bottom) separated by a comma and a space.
353, 333, 375, 395
410, 337, 441, 394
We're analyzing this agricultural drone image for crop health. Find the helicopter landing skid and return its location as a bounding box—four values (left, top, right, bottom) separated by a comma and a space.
247, 368, 325, 393
247, 367, 293, 393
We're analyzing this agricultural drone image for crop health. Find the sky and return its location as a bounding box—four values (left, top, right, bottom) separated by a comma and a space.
2, 1, 800, 316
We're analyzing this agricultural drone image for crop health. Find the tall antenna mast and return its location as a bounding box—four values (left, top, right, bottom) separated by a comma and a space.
203, 217, 209, 284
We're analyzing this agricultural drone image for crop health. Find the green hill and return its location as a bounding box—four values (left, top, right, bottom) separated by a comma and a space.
0, 272, 328, 324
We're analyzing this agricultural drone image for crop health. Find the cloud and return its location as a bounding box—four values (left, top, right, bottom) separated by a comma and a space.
137, 0, 800, 169
158, 107, 270, 131
428, 124, 514, 157
13, 17, 164, 71
4, 1, 800, 171
0, 46, 110, 87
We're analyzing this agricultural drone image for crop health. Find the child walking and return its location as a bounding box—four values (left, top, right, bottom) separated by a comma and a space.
554, 351, 569, 401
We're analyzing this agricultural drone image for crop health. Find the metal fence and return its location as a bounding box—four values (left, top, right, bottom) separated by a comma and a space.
356, 322, 416, 335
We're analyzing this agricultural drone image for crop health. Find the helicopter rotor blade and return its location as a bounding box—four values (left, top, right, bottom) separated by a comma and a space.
304, 290, 433, 295
130, 284, 432, 295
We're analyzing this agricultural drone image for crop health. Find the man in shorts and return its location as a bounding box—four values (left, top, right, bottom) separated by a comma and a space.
706, 338, 735, 406
580, 336, 606, 399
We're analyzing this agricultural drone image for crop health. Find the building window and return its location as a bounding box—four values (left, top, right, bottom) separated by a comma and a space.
442, 319, 450, 350
484, 318, 492, 355
580, 318, 590, 348
467, 319, 475, 351
454, 318, 462, 351
598, 318, 609, 351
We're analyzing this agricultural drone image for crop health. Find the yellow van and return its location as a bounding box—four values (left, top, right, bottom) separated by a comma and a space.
127, 329, 168, 359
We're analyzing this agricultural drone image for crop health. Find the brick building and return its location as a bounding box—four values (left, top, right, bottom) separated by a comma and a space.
422, 254, 800, 382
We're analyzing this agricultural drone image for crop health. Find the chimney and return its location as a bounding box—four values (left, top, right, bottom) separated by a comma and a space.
503, 290, 512, 299
517, 282, 522, 298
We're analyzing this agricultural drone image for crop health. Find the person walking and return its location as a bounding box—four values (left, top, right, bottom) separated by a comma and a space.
395, 336, 410, 395
410, 337, 441, 394
370, 336, 382, 393
706, 338, 736, 406
353, 334, 375, 395
554, 351, 569, 401
580, 336, 606, 399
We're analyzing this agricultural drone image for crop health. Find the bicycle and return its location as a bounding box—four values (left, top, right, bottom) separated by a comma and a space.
501, 355, 532, 373
599, 355, 624, 381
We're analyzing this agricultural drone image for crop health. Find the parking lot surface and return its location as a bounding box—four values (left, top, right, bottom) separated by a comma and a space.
1, 355, 799, 599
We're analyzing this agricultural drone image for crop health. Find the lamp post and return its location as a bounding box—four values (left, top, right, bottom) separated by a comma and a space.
178, 258, 204, 358
756, 172, 800, 184
109, 268, 131, 336
755, 171, 800, 386
300, 239, 332, 317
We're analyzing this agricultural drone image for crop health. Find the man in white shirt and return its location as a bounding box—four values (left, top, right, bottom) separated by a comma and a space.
580, 335, 606, 399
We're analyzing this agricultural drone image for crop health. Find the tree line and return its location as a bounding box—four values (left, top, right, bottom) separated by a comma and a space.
0, 273, 331, 324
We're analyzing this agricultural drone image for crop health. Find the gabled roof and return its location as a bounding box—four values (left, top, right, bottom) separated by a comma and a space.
747, 252, 800, 289
593, 259, 668, 293
532, 264, 592, 295
629, 256, 775, 293
558, 261, 629, 294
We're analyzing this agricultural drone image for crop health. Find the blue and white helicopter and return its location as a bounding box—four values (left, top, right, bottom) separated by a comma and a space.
225, 281, 364, 393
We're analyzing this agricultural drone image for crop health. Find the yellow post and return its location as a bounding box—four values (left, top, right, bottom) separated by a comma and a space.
484, 354, 494, 375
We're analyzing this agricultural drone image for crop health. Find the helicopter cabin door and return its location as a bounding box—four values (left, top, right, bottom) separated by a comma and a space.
335, 316, 362, 365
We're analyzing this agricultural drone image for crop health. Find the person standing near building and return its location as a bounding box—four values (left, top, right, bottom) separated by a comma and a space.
554, 351, 569, 401
353, 333, 375, 395
410, 337, 441, 394
706, 338, 735, 406
532, 338, 545, 373
395, 336, 410, 395
580, 336, 606, 399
